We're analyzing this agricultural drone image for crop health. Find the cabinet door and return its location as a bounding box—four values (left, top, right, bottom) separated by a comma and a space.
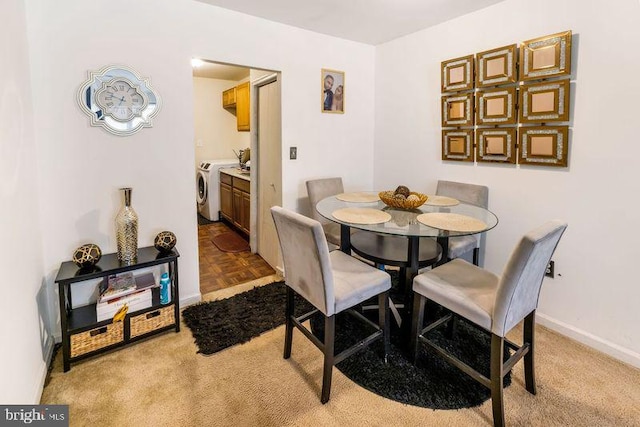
232, 188, 243, 228
222, 87, 236, 108
236, 82, 250, 131
220, 183, 233, 220
240, 191, 251, 233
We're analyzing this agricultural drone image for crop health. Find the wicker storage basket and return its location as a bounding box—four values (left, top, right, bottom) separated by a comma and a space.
70, 322, 124, 357
130, 305, 175, 339
378, 191, 428, 209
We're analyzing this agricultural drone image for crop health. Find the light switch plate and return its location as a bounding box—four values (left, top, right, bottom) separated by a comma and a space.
290, 147, 297, 159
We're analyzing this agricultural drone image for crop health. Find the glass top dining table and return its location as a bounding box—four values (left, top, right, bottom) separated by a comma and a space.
316, 193, 498, 242
316, 192, 498, 331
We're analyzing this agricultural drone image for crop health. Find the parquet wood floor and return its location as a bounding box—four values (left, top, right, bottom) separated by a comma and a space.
198, 221, 275, 295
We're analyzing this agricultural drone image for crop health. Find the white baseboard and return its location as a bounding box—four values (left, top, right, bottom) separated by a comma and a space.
537, 313, 640, 369
180, 292, 202, 308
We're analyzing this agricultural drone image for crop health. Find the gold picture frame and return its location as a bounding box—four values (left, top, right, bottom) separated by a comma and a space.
520, 30, 572, 81
321, 69, 345, 114
476, 87, 516, 125
442, 129, 474, 162
519, 79, 570, 123
476, 44, 517, 87
519, 126, 568, 167
442, 93, 474, 127
441, 55, 474, 92
476, 128, 517, 164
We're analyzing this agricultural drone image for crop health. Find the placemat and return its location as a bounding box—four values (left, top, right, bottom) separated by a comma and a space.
332, 208, 391, 225
335, 192, 380, 203
424, 195, 460, 207
417, 213, 487, 232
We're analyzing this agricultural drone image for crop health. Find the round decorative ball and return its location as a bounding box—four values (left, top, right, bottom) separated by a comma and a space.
72, 244, 102, 269
394, 185, 411, 198
154, 231, 177, 253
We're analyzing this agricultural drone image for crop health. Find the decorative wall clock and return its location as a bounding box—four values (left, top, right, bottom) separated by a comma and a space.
77, 65, 161, 136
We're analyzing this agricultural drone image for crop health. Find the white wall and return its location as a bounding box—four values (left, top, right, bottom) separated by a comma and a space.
374, 0, 640, 366
0, 0, 50, 403
193, 76, 249, 165
24, 0, 375, 345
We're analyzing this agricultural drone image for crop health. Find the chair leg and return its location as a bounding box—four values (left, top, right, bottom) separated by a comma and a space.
378, 291, 390, 362
473, 247, 480, 266
524, 310, 537, 395
283, 286, 294, 359
321, 315, 335, 404
445, 313, 457, 339
490, 334, 506, 427
410, 293, 426, 363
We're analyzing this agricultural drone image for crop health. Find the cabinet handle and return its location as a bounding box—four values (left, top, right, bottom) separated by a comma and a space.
90, 327, 107, 336
146, 310, 161, 319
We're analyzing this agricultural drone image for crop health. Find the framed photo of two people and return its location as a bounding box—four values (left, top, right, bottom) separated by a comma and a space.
321, 69, 345, 114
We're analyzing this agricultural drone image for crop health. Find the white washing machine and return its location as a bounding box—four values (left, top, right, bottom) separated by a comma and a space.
196, 159, 238, 221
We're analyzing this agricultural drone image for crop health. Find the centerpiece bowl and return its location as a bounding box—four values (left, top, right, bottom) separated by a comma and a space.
378, 191, 428, 209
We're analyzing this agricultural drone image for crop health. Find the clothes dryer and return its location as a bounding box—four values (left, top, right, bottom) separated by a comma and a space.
196, 159, 238, 221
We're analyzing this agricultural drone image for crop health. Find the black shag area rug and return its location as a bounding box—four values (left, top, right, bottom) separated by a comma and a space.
182, 274, 510, 410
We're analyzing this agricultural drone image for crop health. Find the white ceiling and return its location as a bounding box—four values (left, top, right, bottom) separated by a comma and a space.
196, 0, 505, 45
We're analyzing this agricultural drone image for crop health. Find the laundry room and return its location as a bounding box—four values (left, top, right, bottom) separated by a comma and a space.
193, 60, 276, 296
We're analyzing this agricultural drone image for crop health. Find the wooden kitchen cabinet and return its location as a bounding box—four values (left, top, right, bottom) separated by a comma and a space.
232, 188, 242, 229
220, 182, 233, 221
235, 82, 250, 132
240, 191, 251, 233
222, 87, 236, 108
220, 171, 250, 234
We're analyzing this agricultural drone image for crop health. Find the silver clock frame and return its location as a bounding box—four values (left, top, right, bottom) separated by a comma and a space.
77, 64, 161, 136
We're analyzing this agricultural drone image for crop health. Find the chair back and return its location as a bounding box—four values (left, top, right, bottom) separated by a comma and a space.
306, 178, 344, 225
492, 220, 567, 336
436, 180, 489, 208
270, 206, 335, 315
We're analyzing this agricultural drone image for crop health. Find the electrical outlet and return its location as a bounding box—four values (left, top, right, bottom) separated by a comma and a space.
545, 260, 555, 278
289, 146, 297, 160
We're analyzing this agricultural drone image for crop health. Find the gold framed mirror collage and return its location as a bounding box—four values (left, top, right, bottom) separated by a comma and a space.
441, 30, 572, 167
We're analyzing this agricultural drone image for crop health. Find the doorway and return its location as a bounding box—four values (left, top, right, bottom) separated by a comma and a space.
192, 60, 282, 296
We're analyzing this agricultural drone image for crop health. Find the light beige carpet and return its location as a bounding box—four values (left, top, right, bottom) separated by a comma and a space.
42, 279, 640, 426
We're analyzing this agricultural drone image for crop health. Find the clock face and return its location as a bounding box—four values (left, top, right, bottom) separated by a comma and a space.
96, 78, 148, 122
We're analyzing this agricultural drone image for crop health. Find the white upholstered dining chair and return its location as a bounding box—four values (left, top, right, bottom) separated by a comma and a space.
306, 177, 344, 248
271, 206, 391, 404
436, 180, 489, 265
410, 220, 567, 427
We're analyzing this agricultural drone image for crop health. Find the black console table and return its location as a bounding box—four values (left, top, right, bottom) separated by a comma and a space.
54, 246, 180, 372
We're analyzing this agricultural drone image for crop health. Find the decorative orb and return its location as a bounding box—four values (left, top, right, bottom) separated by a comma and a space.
154, 231, 177, 253
72, 244, 102, 269
394, 185, 411, 198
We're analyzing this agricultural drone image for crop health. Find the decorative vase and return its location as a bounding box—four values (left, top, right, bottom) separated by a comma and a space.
115, 187, 138, 265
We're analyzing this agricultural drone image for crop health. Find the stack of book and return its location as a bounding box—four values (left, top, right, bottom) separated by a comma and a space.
96, 272, 157, 322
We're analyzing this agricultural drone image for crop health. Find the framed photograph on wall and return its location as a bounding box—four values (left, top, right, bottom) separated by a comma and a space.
321, 69, 345, 114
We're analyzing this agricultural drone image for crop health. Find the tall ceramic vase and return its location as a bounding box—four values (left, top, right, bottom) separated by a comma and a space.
116, 187, 138, 265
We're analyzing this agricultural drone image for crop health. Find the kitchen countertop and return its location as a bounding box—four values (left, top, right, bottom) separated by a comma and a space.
220, 167, 250, 181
